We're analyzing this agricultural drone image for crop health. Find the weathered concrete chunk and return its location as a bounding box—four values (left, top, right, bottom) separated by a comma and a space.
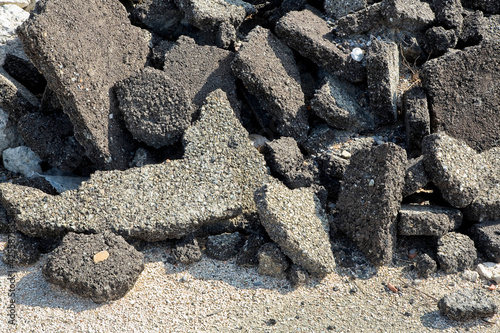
431, 0, 463, 31
381, 0, 435, 32
402, 156, 430, 197
2, 231, 40, 265
311, 73, 373, 131
422, 40, 500, 152
17, 0, 151, 169
206, 232, 243, 260
264, 137, 313, 189
0, 4, 30, 66
232, 26, 308, 143
42, 231, 144, 303
130, 0, 183, 37
422, 133, 500, 221
0, 68, 40, 121
255, 178, 336, 276
275, 7, 365, 83
337, 143, 407, 265
172, 234, 202, 264
257, 242, 289, 278
163, 35, 239, 111
404, 87, 430, 152
367, 39, 399, 125
115, 67, 194, 149
333, 3, 385, 37
398, 205, 462, 236
462, 0, 500, 14
324, 0, 366, 19
437, 232, 478, 273
416, 253, 437, 278
458, 10, 500, 46
469, 221, 500, 263
0, 90, 268, 240
17, 112, 87, 171
438, 289, 497, 321
423, 26, 458, 56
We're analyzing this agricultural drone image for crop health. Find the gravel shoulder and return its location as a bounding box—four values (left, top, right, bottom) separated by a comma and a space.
2, 233, 499, 332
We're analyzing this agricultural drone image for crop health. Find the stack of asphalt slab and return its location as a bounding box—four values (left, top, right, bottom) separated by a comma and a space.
0, 0, 499, 320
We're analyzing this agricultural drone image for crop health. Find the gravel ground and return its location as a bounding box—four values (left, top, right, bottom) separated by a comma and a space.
1, 233, 499, 332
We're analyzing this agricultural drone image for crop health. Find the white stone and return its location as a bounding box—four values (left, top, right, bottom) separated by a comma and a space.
0, 107, 23, 153
462, 270, 479, 282
2, 146, 42, 177
477, 263, 493, 280
351, 47, 365, 62
0, 4, 30, 65
0, 1, 29, 9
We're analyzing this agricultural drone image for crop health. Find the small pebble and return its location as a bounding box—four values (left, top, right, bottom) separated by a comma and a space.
350, 47, 364, 62
93, 250, 109, 263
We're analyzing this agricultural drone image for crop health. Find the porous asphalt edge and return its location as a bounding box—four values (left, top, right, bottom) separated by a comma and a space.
1, 234, 499, 332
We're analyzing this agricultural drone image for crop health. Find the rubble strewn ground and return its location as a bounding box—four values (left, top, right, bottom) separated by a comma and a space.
0, 0, 499, 331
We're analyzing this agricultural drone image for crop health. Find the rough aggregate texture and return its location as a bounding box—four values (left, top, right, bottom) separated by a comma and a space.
398, 205, 462, 236
42, 231, 144, 303
402, 156, 429, 197
255, 178, 335, 276
468, 220, 500, 263
257, 242, 289, 278
206, 232, 243, 261
1, 231, 40, 265
336, 143, 407, 265
438, 289, 497, 321
437, 232, 478, 273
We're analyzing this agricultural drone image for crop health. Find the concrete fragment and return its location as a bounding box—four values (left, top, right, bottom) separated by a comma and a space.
42, 231, 144, 303
0, 68, 40, 121
130, 0, 183, 37
163, 35, 239, 111
367, 39, 399, 125
2, 145, 41, 177
275, 7, 365, 83
398, 205, 462, 236
206, 232, 243, 261
402, 156, 429, 197
333, 3, 385, 37
0, 90, 268, 240
255, 178, 336, 276
2, 231, 40, 265
288, 264, 309, 287
438, 289, 497, 321
115, 67, 194, 148
17, 0, 151, 169
421, 40, 500, 152
416, 253, 437, 278
173, 234, 202, 264
236, 233, 266, 267
337, 143, 407, 265
469, 221, 500, 263
257, 242, 289, 278
431, 0, 463, 31
232, 26, 308, 143
403, 87, 430, 152
462, 0, 499, 14
381, 0, 435, 32
324, 0, 366, 19
264, 137, 313, 189
0, 4, 30, 65
423, 26, 458, 56
311, 73, 373, 131
437, 232, 478, 273
3, 53, 46, 95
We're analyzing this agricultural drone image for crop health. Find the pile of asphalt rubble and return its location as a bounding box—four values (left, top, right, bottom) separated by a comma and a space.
0, 0, 499, 321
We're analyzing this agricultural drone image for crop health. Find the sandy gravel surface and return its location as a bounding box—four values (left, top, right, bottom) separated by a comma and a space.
1, 233, 499, 332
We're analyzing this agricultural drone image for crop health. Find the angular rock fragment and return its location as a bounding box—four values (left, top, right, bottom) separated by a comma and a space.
422, 133, 500, 221
172, 234, 202, 265
431, 0, 463, 31
17, 112, 88, 171
403, 87, 430, 152
232, 26, 308, 143
421, 40, 500, 152
398, 205, 462, 236
255, 178, 335, 276
288, 264, 309, 287
275, 7, 365, 82
17, 0, 151, 169
438, 289, 497, 321
437, 232, 477, 273
402, 156, 429, 197
2, 145, 41, 177
381, 0, 435, 32
42, 231, 144, 303
206, 232, 243, 261
324, 0, 366, 19
264, 137, 313, 189
461, 0, 500, 14
333, 3, 384, 37
469, 221, 500, 263
0, 68, 40, 121
311, 73, 372, 131
336, 143, 407, 265
257, 242, 289, 278
2, 231, 40, 265
115, 67, 194, 149
163, 35, 239, 111
0, 90, 268, 240
0, 4, 30, 66
423, 26, 458, 56
130, 0, 183, 38
416, 253, 437, 278
367, 39, 399, 125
